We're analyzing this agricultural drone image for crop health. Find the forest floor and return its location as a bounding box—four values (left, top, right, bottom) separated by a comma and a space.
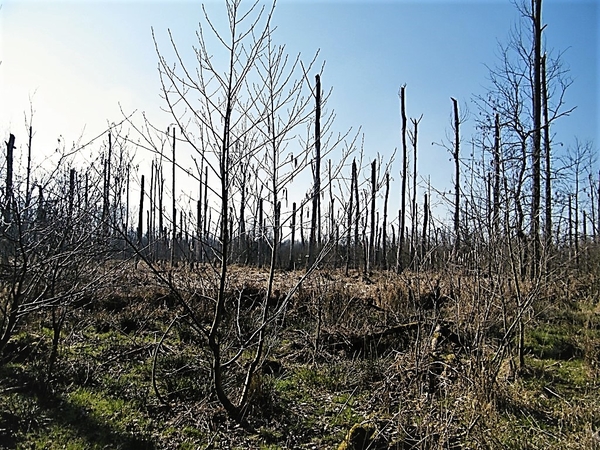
1, 264, 599, 449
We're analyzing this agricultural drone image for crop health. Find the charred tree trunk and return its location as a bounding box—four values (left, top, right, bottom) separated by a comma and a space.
308, 74, 321, 269
531, 0, 543, 278
597, 170, 600, 242
422, 193, 429, 265
138, 175, 145, 247
203, 166, 208, 258
300, 202, 305, 252
103, 132, 112, 236
346, 161, 355, 275
493, 113, 501, 236
382, 171, 389, 270
68, 168, 76, 221
542, 53, 552, 252
258, 197, 264, 269
410, 116, 421, 269
125, 164, 130, 238
171, 127, 177, 267
2, 133, 15, 262
574, 172, 580, 268
5, 134, 15, 224
397, 86, 408, 273
451, 97, 460, 257
328, 159, 334, 240
25, 126, 33, 213
289, 202, 297, 270
239, 163, 247, 264
353, 159, 360, 270
368, 160, 376, 274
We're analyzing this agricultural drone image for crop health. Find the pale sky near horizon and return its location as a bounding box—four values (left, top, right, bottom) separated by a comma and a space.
0, 0, 598, 225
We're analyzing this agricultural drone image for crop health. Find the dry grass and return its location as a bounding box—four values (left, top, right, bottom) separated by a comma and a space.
1, 264, 599, 449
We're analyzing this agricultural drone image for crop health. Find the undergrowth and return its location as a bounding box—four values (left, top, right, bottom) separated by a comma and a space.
0, 266, 599, 449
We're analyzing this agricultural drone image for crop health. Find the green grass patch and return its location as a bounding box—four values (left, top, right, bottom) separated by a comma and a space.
525, 324, 582, 360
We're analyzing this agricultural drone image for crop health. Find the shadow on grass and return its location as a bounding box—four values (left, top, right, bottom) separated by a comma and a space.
0, 365, 154, 449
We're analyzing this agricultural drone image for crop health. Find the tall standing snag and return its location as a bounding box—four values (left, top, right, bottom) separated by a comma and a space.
2, 134, 16, 262
171, 126, 177, 266
382, 171, 389, 270
308, 74, 322, 269
451, 97, 460, 256
531, 0, 543, 277
396, 85, 408, 273
410, 115, 422, 268
542, 53, 552, 254
493, 113, 501, 237
346, 162, 354, 275
5, 134, 15, 224
137, 175, 145, 247
368, 160, 376, 273
353, 158, 360, 270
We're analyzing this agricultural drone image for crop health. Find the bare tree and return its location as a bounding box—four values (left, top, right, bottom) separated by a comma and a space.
451, 97, 461, 257
0, 129, 118, 374
143, 0, 354, 426
397, 85, 408, 273
307, 74, 322, 268
474, 0, 574, 277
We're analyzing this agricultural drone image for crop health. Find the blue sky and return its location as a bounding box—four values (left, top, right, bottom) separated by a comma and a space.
1, 0, 598, 223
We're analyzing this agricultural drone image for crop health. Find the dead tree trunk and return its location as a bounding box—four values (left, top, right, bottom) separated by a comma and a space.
382, 171, 390, 270
451, 97, 460, 257
329, 170, 336, 266
239, 163, 247, 264
353, 159, 360, 270
25, 126, 33, 213
422, 193, 429, 265
125, 164, 130, 238
258, 197, 264, 269
289, 202, 297, 270
196, 165, 203, 264
308, 74, 321, 269
493, 113, 501, 236
397, 86, 408, 273
138, 175, 145, 247
542, 53, 552, 252
68, 168, 76, 220
574, 170, 580, 268
171, 127, 177, 267
568, 194, 573, 258
103, 132, 112, 236
597, 170, 600, 242
531, 0, 543, 278
346, 161, 355, 275
4, 134, 15, 224
299, 202, 305, 253
203, 166, 208, 260
410, 116, 422, 269
368, 160, 376, 273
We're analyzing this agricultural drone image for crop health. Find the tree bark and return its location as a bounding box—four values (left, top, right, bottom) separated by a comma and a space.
346, 161, 354, 275
369, 160, 376, 273
4, 134, 15, 223
308, 74, 321, 269
382, 171, 389, 270
451, 97, 460, 256
493, 113, 501, 236
542, 53, 552, 251
137, 175, 145, 246
353, 159, 360, 270
397, 86, 408, 273
171, 127, 177, 267
290, 202, 297, 270
531, 0, 543, 278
